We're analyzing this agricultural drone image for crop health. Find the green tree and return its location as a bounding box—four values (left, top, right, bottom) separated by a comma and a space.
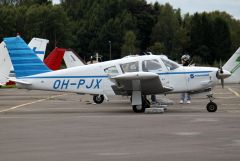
24, 5, 74, 52
148, 42, 165, 54
121, 31, 137, 57
212, 17, 232, 61
151, 3, 181, 57
190, 12, 232, 64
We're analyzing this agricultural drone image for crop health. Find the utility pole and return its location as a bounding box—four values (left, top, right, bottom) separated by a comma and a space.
109, 41, 112, 60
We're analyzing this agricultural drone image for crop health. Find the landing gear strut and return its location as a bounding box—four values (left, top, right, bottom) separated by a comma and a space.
132, 96, 150, 113
206, 94, 217, 112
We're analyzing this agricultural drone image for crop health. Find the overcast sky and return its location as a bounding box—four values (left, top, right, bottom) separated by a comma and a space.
52, 0, 240, 19
147, 0, 240, 19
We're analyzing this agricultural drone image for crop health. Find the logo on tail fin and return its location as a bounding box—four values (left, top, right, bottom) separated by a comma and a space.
231, 56, 240, 73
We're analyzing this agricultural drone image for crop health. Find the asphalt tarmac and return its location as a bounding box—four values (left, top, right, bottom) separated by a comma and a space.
0, 85, 240, 161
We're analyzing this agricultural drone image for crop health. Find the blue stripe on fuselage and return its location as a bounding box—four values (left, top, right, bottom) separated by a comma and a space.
19, 71, 213, 79
19, 75, 109, 79
157, 71, 212, 75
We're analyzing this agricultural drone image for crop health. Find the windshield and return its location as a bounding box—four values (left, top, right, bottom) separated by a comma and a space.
142, 59, 162, 72
104, 66, 119, 76
161, 58, 180, 70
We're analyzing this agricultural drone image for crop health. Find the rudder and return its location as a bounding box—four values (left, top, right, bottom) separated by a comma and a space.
4, 36, 51, 78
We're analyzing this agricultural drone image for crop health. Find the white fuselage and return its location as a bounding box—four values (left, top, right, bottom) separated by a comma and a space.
16, 55, 220, 95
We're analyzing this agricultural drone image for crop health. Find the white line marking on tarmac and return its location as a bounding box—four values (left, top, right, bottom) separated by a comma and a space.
98, 152, 133, 156
216, 97, 237, 99
228, 88, 240, 97
192, 118, 219, 122
214, 93, 232, 95
0, 93, 68, 113
222, 104, 240, 106
175, 132, 201, 136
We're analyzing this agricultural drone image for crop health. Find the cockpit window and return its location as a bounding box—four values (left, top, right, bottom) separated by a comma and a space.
104, 66, 119, 76
161, 58, 180, 70
120, 61, 139, 73
142, 59, 162, 72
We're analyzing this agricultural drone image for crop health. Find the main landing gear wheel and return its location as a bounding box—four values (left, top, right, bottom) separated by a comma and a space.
132, 96, 150, 113
93, 95, 104, 104
132, 105, 145, 113
206, 102, 217, 112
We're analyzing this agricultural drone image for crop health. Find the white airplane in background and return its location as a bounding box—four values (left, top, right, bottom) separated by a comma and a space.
223, 47, 240, 84
63, 49, 86, 67
3, 36, 235, 113
28, 38, 49, 61
42, 47, 85, 70
0, 42, 12, 85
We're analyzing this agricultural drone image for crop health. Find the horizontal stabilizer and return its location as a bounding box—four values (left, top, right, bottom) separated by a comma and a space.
9, 77, 31, 85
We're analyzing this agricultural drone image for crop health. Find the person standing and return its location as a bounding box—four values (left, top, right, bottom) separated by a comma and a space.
180, 54, 191, 104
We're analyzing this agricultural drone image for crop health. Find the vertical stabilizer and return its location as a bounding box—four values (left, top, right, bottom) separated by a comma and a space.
0, 42, 12, 84
63, 49, 86, 68
4, 36, 51, 78
44, 47, 65, 70
28, 37, 49, 61
223, 47, 240, 84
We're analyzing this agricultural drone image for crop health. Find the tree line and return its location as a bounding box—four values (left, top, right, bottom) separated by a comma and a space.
0, 0, 240, 65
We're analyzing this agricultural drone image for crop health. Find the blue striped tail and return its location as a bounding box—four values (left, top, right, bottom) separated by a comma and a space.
4, 36, 51, 78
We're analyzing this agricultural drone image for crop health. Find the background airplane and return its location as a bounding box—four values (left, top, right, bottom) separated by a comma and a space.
223, 47, 240, 84
0, 42, 12, 85
3, 36, 234, 113
43, 47, 86, 70
63, 49, 86, 67
28, 38, 49, 61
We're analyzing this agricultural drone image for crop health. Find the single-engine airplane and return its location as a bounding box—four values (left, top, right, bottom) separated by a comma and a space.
3, 36, 233, 113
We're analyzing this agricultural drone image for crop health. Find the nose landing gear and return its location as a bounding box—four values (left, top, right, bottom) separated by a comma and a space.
206, 94, 217, 112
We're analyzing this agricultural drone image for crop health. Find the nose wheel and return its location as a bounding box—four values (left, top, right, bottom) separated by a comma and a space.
206, 94, 217, 112
206, 101, 217, 112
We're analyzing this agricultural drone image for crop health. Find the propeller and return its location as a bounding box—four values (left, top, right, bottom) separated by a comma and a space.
220, 76, 224, 88
219, 60, 224, 88
216, 59, 230, 88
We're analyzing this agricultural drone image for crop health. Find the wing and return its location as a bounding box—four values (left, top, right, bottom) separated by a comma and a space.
110, 72, 173, 95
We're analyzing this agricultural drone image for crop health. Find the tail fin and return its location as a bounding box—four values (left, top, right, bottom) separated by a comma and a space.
0, 42, 12, 84
63, 49, 86, 68
4, 36, 51, 78
28, 38, 49, 61
223, 47, 240, 84
44, 47, 66, 70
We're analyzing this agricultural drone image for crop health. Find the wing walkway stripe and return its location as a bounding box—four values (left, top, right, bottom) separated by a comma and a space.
0, 93, 68, 113
228, 88, 240, 97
